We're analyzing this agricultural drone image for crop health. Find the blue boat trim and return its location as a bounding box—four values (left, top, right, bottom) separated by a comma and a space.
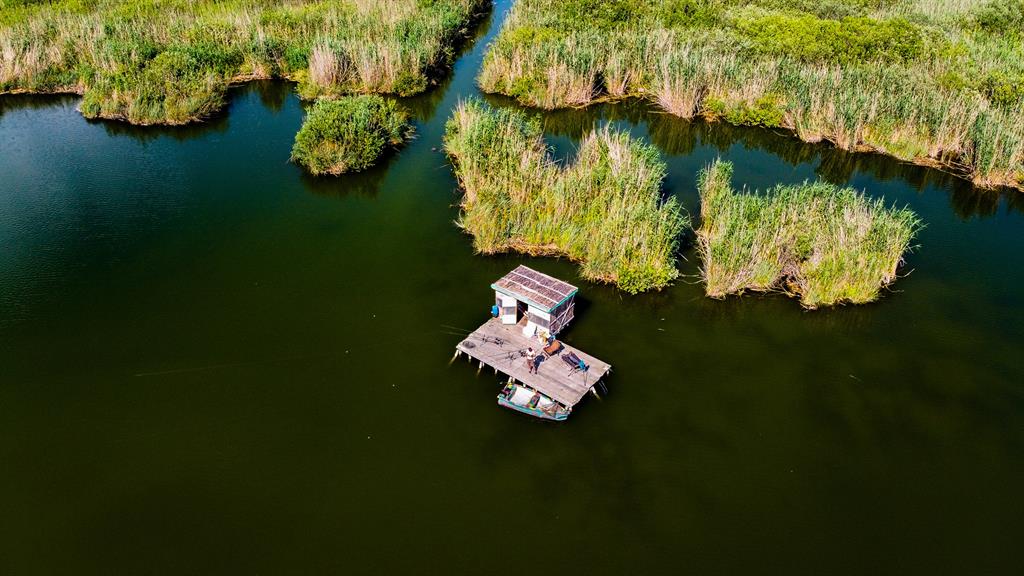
496, 382, 571, 421
497, 395, 570, 421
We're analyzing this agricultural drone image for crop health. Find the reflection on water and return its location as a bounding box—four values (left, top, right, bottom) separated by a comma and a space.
255, 80, 290, 113
947, 184, 1023, 219
7, 47, 1016, 220
89, 81, 292, 143
402, 72, 456, 124
297, 152, 394, 199
93, 111, 231, 142
487, 95, 1023, 220
0, 93, 79, 119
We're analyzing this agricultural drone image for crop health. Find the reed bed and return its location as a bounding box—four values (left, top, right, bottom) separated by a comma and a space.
444, 98, 688, 294
479, 0, 1024, 191
0, 0, 486, 124
291, 95, 411, 175
696, 160, 922, 308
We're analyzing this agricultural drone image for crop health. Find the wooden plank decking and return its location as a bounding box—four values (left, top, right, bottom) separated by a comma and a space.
455, 318, 611, 407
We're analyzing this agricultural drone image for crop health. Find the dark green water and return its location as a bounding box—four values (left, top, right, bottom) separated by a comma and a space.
2, 2, 1023, 574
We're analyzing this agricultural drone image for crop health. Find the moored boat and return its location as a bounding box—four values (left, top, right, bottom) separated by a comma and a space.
497, 382, 570, 421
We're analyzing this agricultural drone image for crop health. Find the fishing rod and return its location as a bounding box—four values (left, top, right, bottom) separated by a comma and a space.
440, 323, 522, 347
439, 324, 476, 334
477, 345, 527, 363
446, 330, 507, 347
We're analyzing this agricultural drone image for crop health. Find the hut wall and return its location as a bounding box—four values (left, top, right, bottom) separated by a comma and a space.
497, 292, 518, 325
526, 306, 551, 333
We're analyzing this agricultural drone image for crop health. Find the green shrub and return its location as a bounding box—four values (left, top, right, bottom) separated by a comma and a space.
701, 96, 727, 119
553, 0, 652, 30
291, 95, 412, 175
753, 0, 867, 20
734, 12, 924, 64
659, 0, 725, 29
982, 70, 1024, 108
723, 93, 786, 127
975, 0, 1024, 35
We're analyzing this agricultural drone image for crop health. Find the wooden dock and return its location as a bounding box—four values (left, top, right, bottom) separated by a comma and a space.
455, 318, 611, 408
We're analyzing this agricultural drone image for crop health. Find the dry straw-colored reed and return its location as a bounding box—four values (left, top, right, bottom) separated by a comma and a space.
696, 159, 922, 308
478, 0, 1024, 191
0, 0, 486, 124
444, 98, 689, 294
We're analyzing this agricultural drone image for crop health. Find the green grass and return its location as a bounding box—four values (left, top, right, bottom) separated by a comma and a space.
696, 159, 922, 308
478, 0, 1024, 191
291, 95, 411, 175
0, 0, 486, 124
443, 98, 688, 294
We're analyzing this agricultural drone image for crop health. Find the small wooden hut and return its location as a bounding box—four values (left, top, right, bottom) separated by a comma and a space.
455, 265, 612, 420
491, 265, 577, 337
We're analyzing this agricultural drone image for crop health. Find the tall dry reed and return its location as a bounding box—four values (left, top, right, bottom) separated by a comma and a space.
478, 0, 1024, 191
0, 0, 487, 124
696, 159, 922, 308
444, 98, 689, 293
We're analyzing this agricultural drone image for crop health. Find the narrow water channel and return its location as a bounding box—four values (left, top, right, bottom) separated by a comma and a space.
1, 1, 1022, 573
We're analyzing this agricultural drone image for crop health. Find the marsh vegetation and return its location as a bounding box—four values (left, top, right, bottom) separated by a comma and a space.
291, 95, 411, 175
696, 159, 922, 308
0, 0, 486, 124
443, 98, 688, 294
479, 0, 1024, 191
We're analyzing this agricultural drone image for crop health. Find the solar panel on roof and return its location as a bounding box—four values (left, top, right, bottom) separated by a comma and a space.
492, 265, 577, 311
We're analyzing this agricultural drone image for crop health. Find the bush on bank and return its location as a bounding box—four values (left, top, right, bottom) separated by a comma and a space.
291, 95, 411, 175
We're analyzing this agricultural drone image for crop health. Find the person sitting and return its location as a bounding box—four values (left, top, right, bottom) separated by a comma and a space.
543, 339, 562, 356
528, 392, 541, 408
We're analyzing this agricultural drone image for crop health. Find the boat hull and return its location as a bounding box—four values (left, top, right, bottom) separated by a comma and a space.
497, 394, 570, 421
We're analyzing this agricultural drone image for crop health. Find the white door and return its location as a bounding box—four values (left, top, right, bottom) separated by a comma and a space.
500, 295, 518, 324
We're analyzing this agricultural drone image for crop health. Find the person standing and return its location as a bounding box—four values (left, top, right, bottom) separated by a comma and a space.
525, 347, 536, 374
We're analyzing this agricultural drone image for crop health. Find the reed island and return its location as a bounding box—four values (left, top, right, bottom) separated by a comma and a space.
696, 160, 922, 308
291, 95, 411, 175
478, 0, 1024, 191
444, 98, 688, 294
0, 0, 487, 125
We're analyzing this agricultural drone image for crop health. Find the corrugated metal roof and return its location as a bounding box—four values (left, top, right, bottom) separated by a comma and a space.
491, 265, 577, 312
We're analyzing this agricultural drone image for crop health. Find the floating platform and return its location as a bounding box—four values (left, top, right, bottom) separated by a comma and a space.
455, 318, 612, 413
